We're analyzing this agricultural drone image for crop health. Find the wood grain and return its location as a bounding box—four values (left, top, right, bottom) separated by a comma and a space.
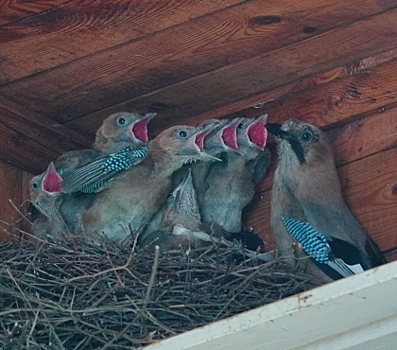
0, 159, 23, 241
0, 96, 91, 173
0, 0, 243, 84
59, 7, 397, 137
0, 0, 69, 26
2, 1, 397, 123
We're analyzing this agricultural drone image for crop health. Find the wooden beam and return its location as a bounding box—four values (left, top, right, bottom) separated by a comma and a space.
0, 96, 91, 173
0, 0, 69, 26
0, 159, 23, 241
56, 7, 397, 137
143, 262, 397, 350
2, 1, 397, 123
0, 0, 243, 84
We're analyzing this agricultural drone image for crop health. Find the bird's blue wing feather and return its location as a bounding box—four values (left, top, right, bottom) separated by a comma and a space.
282, 216, 358, 278
60, 146, 148, 193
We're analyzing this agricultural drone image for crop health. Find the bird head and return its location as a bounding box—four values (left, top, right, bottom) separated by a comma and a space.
266, 119, 332, 165
234, 115, 268, 159
201, 118, 241, 154
154, 125, 222, 163
30, 162, 63, 217
95, 112, 156, 151
246, 114, 268, 151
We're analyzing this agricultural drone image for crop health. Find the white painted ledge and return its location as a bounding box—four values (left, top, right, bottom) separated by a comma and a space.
143, 260, 397, 350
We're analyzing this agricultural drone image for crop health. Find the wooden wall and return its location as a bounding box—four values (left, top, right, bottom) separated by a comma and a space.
0, 159, 33, 240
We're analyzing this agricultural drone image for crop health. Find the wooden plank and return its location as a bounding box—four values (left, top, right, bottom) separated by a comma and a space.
2, 1, 397, 122
19, 171, 35, 234
0, 96, 91, 173
0, 159, 23, 241
0, 0, 69, 26
143, 261, 397, 350
0, 0, 243, 84
60, 7, 397, 136
245, 145, 397, 255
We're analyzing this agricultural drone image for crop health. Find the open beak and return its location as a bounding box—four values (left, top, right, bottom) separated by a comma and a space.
194, 126, 222, 162
217, 118, 241, 153
131, 112, 157, 143
42, 162, 63, 193
247, 114, 268, 150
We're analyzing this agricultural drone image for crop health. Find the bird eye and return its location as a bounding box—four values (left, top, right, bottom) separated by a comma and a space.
301, 130, 314, 142
117, 117, 126, 125
238, 123, 244, 129
178, 130, 187, 138
32, 182, 38, 189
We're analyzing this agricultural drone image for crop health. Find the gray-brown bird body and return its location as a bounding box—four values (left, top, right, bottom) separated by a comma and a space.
202, 115, 270, 233
139, 168, 204, 249
268, 119, 386, 281
81, 125, 220, 243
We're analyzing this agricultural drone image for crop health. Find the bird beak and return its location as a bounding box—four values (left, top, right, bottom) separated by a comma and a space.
172, 168, 193, 209
131, 112, 157, 143
194, 126, 222, 162
265, 122, 290, 139
247, 114, 268, 150
217, 118, 241, 153
42, 162, 63, 193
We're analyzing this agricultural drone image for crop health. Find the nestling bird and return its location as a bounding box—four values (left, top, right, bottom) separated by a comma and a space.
201, 114, 271, 234
81, 124, 220, 243
143, 118, 240, 242
186, 118, 241, 209
58, 112, 155, 193
267, 119, 386, 281
30, 162, 69, 238
139, 168, 204, 250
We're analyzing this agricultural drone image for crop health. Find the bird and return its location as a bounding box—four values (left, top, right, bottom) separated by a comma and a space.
81, 124, 221, 243
30, 162, 69, 239
201, 114, 271, 235
143, 118, 240, 241
58, 111, 156, 194
267, 119, 386, 281
139, 168, 204, 250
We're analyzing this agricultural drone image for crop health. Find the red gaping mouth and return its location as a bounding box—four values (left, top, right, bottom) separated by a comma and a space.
42, 162, 63, 193
248, 119, 267, 149
132, 119, 150, 143
195, 130, 210, 152
221, 123, 239, 151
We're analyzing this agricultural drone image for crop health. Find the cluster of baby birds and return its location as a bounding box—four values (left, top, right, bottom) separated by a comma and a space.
30, 112, 386, 283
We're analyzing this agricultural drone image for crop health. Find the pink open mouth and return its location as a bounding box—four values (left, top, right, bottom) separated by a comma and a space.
248, 119, 267, 149
195, 130, 209, 152
42, 162, 63, 193
221, 123, 239, 151
132, 119, 150, 143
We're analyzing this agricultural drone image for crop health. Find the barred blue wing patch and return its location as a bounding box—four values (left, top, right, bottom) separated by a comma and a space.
282, 216, 331, 263
60, 146, 148, 193
282, 216, 356, 277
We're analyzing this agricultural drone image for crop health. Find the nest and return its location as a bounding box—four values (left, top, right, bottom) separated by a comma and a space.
0, 231, 320, 350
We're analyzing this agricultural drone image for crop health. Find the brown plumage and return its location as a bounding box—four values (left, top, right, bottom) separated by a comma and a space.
81, 125, 220, 243
268, 119, 386, 281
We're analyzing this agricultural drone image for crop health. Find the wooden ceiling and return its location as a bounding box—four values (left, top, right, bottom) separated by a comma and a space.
2, 0, 397, 175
